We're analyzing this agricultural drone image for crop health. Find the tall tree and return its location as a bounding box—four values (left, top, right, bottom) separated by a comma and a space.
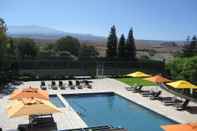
182, 35, 197, 57
118, 34, 126, 59
106, 25, 118, 58
126, 28, 136, 60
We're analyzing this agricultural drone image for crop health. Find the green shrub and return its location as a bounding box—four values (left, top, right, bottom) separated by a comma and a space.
166, 56, 197, 83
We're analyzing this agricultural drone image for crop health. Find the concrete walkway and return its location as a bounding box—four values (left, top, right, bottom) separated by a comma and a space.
0, 78, 197, 130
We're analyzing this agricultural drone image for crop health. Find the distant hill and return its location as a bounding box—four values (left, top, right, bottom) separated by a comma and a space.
7, 25, 185, 61
7, 25, 105, 43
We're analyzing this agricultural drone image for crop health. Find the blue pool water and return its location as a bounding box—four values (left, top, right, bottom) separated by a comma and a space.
64, 93, 176, 131
49, 95, 65, 108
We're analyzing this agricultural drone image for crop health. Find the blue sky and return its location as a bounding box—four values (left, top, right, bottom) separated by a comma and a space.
1, 0, 197, 40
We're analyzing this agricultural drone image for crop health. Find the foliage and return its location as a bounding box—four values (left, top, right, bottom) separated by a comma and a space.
182, 36, 197, 57
0, 18, 18, 87
118, 34, 126, 59
79, 45, 99, 60
5, 37, 15, 56
125, 28, 136, 60
14, 38, 39, 59
117, 77, 155, 86
42, 43, 55, 52
148, 49, 157, 57
166, 56, 197, 83
55, 36, 80, 56
106, 25, 118, 58
0, 18, 7, 67
140, 55, 150, 60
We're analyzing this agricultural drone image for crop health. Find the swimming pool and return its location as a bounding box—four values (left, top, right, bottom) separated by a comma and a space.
63, 93, 176, 131
49, 95, 65, 108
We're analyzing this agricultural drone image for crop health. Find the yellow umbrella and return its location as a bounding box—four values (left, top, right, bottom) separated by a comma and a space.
7, 98, 60, 118
166, 80, 197, 89
9, 86, 49, 100
144, 75, 171, 83
127, 71, 151, 77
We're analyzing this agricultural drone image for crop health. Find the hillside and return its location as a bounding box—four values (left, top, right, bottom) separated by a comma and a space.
7, 25, 184, 61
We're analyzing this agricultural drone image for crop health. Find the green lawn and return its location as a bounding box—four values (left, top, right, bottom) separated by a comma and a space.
116, 77, 156, 86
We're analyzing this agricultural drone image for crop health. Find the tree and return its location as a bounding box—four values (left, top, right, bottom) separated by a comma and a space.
56, 36, 80, 56
6, 37, 15, 56
118, 34, 126, 59
166, 56, 197, 83
182, 35, 197, 57
126, 28, 136, 60
0, 18, 7, 69
15, 38, 39, 59
79, 45, 99, 60
0, 18, 7, 33
0, 18, 18, 87
106, 25, 118, 58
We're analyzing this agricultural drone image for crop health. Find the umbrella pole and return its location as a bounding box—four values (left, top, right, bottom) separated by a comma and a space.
190, 88, 193, 95
29, 115, 32, 129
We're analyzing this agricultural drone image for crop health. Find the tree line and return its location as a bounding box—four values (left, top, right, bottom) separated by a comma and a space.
0, 18, 99, 86
106, 25, 136, 60
167, 35, 197, 83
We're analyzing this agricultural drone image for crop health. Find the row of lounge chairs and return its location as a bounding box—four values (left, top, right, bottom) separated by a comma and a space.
40, 80, 92, 90
126, 84, 190, 111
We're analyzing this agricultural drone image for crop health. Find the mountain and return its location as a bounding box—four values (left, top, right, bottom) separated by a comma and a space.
7, 25, 105, 42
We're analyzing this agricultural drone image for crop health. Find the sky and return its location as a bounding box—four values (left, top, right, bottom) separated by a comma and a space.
1, 0, 197, 41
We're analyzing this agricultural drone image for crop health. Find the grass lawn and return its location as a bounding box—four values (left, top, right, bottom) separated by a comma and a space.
116, 77, 156, 86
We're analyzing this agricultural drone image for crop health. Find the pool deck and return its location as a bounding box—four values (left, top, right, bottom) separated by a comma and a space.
0, 78, 197, 130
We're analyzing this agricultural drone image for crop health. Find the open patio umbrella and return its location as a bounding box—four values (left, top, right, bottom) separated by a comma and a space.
9, 86, 49, 100
161, 123, 197, 131
144, 75, 171, 83
127, 71, 151, 77
6, 98, 60, 118
166, 80, 197, 89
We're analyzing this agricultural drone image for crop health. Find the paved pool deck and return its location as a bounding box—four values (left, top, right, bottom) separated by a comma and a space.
0, 78, 197, 130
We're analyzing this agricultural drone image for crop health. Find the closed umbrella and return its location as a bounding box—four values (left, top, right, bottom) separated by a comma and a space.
9, 86, 49, 100
7, 98, 60, 118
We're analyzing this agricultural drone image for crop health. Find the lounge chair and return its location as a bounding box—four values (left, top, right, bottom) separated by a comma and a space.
40, 81, 47, 90
18, 115, 57, 131
163, 97, 182, 106
41, 81, 45, 86
132, 85, 143, 93
68, 81, 75, 89
141, 90, 155, 97
51, 81, 58, 90
149, 91, 162, 100
176, 99, 190, 111
85, 81, 92, 89
76, 81, 83, 89
160, 97, 172, 102
125, 84, 138, 91
59, 81, 65, 90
